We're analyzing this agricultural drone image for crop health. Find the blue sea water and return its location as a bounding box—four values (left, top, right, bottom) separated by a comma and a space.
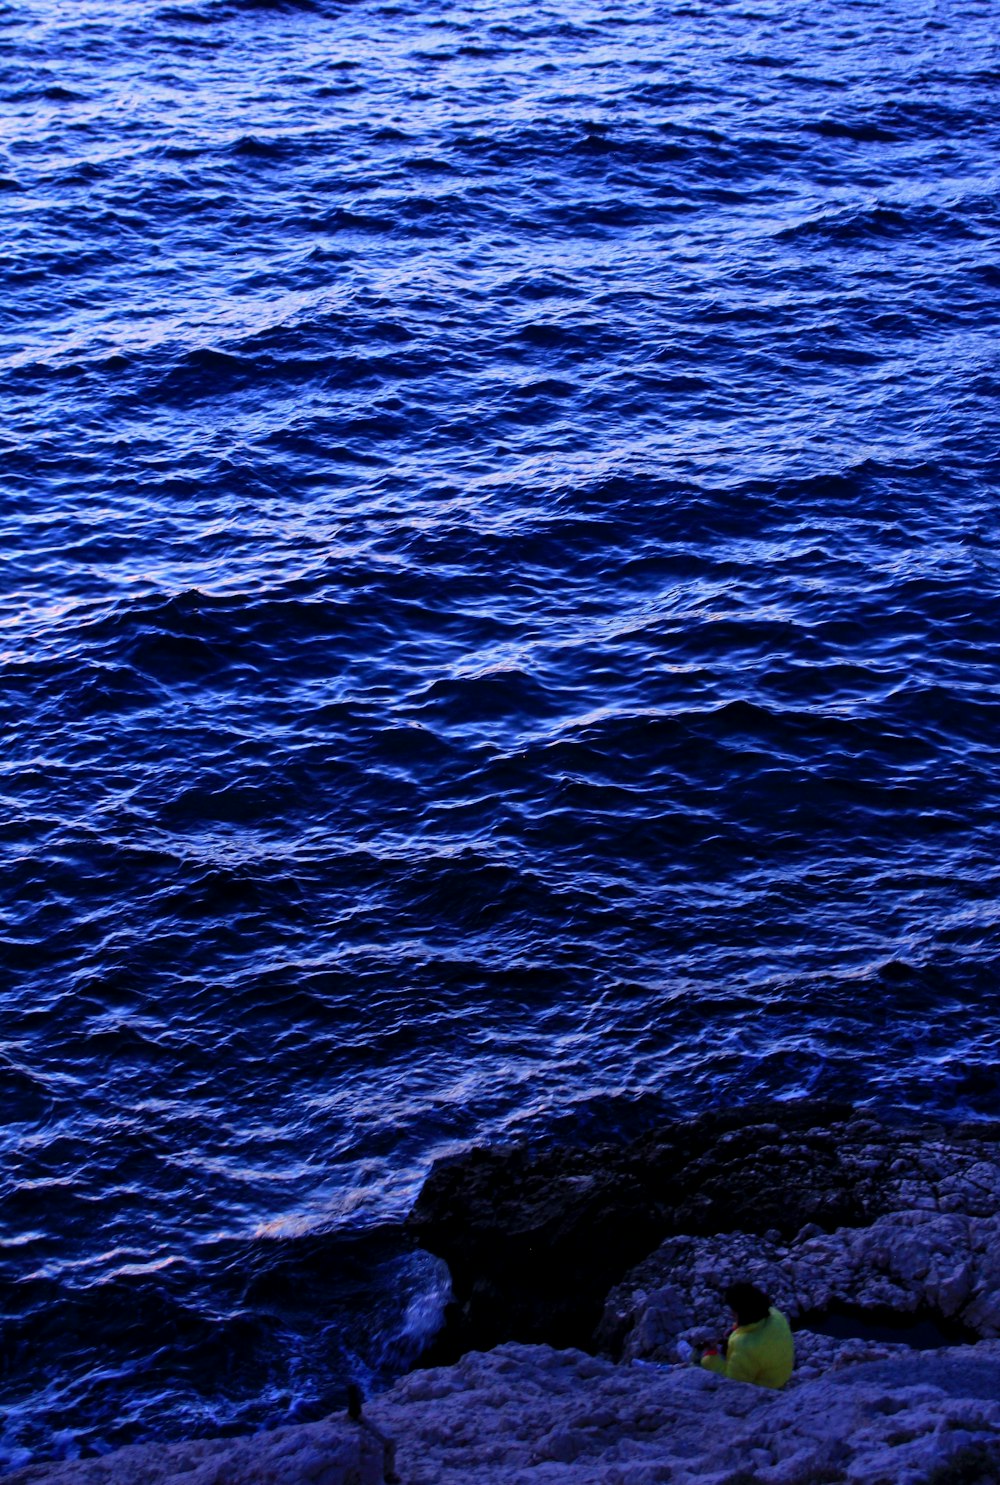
2, 0, 999, 1464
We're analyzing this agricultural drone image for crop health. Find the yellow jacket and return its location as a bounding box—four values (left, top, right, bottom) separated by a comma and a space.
701, 1307, 794, 1389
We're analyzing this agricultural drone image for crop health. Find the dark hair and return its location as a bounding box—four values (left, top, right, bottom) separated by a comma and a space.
725, 1282, 771, 1327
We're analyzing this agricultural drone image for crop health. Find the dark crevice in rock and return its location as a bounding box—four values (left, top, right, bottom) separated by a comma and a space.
798, 1303, 977, 1352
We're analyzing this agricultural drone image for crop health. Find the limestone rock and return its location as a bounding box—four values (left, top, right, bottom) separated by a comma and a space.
601, 1208, 1000, 1368
368, 1340, 1000, 1484
3, 1416, 390, 1485
14, 1339, 1000, 1485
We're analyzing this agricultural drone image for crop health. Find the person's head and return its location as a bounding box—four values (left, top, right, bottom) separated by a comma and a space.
724, 1282, 771, 1327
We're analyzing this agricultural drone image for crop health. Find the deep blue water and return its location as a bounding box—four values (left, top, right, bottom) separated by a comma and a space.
2, 0, 999, 1465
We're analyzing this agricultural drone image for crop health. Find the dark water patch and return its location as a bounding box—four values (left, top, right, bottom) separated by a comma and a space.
740, 53, 794, 70
210, 0, 326, 13
229, 133, 291, 158
8, 83, 89, 103
777, 200, 985, 246
312, 204, 396, 234
805, 116, 902, 144
155, 5, 221, 23
46, 159, 119, 187
404, 154, 455, 175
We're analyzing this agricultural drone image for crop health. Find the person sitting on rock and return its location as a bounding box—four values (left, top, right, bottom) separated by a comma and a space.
701, 1282, 794, 1389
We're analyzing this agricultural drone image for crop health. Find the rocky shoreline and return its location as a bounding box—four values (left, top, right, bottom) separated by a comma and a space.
10, 1102, 1000, 1483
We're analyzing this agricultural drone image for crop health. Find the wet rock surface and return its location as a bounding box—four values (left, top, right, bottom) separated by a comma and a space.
407, 1101, 1000, 1360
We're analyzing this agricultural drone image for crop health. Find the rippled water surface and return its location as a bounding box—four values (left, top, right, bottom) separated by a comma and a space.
2, 0, 999, 1464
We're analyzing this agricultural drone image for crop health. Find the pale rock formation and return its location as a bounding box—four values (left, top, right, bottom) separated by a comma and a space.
600, 1209, 1000, 1371
2, 1415, 390, 1485
368, 1341, 1000, 1484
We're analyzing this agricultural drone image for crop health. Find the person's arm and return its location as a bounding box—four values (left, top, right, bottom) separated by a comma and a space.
701, 1333, 757, 1383
720, 1336, 758, 1384
700, 1339, 731, 1376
